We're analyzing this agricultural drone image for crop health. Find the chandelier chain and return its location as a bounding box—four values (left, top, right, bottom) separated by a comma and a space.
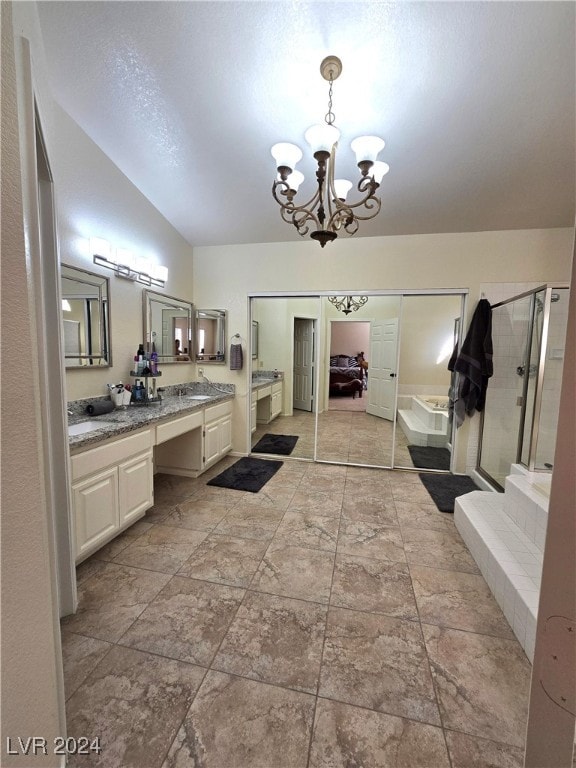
325, 75, 335, 126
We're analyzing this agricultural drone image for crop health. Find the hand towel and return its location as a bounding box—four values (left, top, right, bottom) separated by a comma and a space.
230, 342, 243, 371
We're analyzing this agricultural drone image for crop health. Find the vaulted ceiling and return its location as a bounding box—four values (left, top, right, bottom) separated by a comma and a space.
37, 1, 575, 247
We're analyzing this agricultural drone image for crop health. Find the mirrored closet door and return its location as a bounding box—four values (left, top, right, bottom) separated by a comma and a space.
249, 292, 464, 471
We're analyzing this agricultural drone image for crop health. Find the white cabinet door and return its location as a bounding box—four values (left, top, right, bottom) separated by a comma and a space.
73, 467, 119, 558
219, 416, 233, 455
119, 451, 154, 527
251, 400, 257, 433
271, 389, 282, 419
204, 420, 221, 466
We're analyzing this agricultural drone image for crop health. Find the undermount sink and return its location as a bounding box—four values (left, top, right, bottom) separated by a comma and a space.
186, 395, 212, 401
68, 420, 114, 437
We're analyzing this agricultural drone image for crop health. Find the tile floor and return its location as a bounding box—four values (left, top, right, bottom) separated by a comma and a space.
61, 459, 531, 768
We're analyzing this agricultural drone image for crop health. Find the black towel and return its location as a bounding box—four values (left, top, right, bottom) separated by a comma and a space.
230, 342, 243, 371
85, 400, 115, 416
448, 299, 493, 427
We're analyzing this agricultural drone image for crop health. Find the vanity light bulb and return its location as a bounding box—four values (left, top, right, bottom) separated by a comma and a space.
153, 264, 168, 283
115, 248, 134, 269
90, 237, 112, 259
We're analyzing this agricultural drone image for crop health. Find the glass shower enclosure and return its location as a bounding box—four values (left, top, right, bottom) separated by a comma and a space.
478, 285, 570, 489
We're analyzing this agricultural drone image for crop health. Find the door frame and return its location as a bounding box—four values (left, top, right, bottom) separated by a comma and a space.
292, 315, 317, 413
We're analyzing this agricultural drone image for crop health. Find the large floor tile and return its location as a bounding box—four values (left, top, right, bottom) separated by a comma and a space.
91, 520, 154, 561
119, 576, 244, 666
402, 527, 480, 573
337, 519, 406, 563
395, 500, 456, 532
213, 505, 284, 540
213, 591, 326, 694
66, 645, 204, 768
61, 631, 112, 700
251, 541, 335, 603
160, 498, 230, 532
319, 607, 440, 726
288, 489, 344, 517
61, 563, 171, 642
423, 624, 531, 747
341, 494, 398, 525
273, 510, 339, 551
445, 730, 525, 768
309, 699, 450, 768
162, 671, 315, 768
410, 565, 515, 638
177, 533, 268, 587
331, 554, 418, 619
112, 525, 208, 574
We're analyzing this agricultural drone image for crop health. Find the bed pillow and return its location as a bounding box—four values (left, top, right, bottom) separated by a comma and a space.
337, 356, 349, 367
348, 356, 358, 367
330, 356, 339, 366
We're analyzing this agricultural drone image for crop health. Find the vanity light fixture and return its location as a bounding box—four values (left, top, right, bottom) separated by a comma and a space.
328, 295, 369, 315
271, 56, 389, 248
91, 238, 168, 288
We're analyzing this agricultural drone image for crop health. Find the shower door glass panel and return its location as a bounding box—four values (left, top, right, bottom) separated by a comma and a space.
318, 295, 401, 468
520, 290, 545, 466
394, 295, 462, 471
534, 287, 570, 470
479, 295, 532, 488
250, 297, 320, 460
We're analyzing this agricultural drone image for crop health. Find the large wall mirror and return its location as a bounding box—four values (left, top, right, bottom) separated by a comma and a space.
61, 264, 111, 368
144, 290, 193, 362
195, 309, 226, 363
249, 292, 465, 471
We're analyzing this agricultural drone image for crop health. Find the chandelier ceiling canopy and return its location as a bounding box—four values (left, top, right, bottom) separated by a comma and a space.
328, 295, 369, 315
271, 56, 389, 248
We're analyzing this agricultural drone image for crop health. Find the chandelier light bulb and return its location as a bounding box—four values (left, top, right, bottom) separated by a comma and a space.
271, 142, 302, 176
277, 169, 304, 193
371, 161, 390, 184
304, 123, 340, 155
333, 179, 353, 201
350, 136, 385, 165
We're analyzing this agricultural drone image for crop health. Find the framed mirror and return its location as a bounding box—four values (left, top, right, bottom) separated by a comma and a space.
195, 309, 226, 363
61, 264, 111, 368
144, 290, 193, 362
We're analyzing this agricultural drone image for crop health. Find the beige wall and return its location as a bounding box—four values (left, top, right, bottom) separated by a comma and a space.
1, 5, 64, 764
330, 321, 370, 357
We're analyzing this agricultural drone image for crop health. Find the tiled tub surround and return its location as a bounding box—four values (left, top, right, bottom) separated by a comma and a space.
455, 465, 549, 661
67, 382, 235, 450
61, 463, 531, 768
397, 395, 450, 448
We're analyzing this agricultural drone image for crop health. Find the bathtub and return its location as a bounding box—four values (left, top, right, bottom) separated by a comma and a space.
397, 394, 450, 447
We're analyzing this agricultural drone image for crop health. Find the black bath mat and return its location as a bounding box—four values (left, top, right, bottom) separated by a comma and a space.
408, 445, 451, 471
419, 473, 480, 513
252, 433, 299, 456
207, 457, 283, 493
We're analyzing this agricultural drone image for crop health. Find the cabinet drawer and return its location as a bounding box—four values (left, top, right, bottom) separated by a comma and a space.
71, 429, 153, 481
156, 410, 204, 444
256, 385, 271, 400
204, 400, 232, 423
251, 390, 258, 404
272, 381, 283, 394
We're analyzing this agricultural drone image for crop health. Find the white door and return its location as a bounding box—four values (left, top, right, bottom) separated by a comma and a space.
366, 318, 399, 420
293, 318, 314, 411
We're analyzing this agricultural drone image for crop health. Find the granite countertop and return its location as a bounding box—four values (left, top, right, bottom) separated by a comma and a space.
68, 391, 234, 451
251, 373, 284, 389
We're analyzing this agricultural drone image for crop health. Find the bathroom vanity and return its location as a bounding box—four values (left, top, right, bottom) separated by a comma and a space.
251, 377, 283, 431
68, 392, 233, 563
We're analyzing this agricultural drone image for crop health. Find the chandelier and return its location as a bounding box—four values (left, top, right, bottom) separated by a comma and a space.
271, 56, 389, 248
328, 295, 368, 315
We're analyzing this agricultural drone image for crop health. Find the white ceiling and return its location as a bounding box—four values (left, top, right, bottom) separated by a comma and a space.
37, 1, 575, 248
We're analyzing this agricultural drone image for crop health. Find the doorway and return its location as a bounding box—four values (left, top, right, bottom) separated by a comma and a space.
328, 319, 370, 412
